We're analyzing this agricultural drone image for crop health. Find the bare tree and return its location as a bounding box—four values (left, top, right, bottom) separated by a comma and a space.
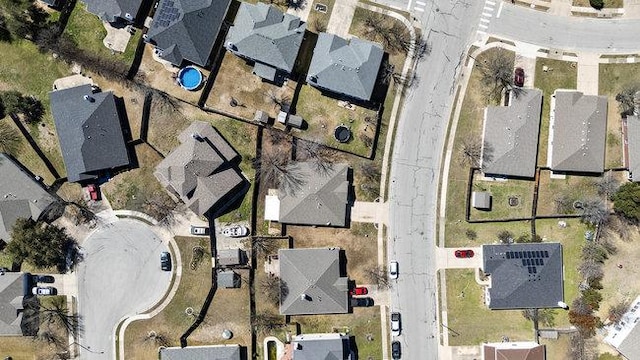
582, 242, 608, 263
266, 90, 291, 112
579, 198, 609, 226
521, 308, 556, 327
144, 192, 176, 223
261, 276, 288, 306
255, 149, 306, 195
554, 193, 574, 214
615, 83, 640, 116
364, 265, 390, 289
296, 140, 336, 175
143, 331, 170, 347
578, 261, 604, 283
608, 300, 630, 323
596, 172, 620, 199
497, 230, 514, 244
360, 162, 381, 183
459, 136, 482, 167
39, 296, 81, 338
252, 312, 284, 334
478, 48, 514, 101
252, 236, 280, 257
33, 328, 65, 350
310, 17, 327, 33
0, 121, 21, 155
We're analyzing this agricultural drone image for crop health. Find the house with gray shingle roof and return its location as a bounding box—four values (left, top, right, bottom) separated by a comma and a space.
160, 344, 242, 360
548, 90, 607, 174
292, 333, 352, 360
604, 295, 640, 360
49, 83, 130, 183
307, 33, 383, 102
0, 154, 62, 245
0, 272, 28, 335
146, 0, 232, 67
482, 243, 564, 310
481, 89, 542, 178
154, 121, 248, 217
264, 162, 351, 227
279, 248, 349, 315
82, 0, 144, 23
225, 2, 305, 82
625, 116, 640, 182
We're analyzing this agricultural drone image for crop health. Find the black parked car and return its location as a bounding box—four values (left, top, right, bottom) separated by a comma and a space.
33, 275, 55, 283
351, 297, 374, 307
391, 341, 401, 359
160, 251, 171, 271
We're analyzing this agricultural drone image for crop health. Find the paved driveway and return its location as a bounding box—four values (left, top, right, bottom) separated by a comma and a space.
77, 219, 171, 359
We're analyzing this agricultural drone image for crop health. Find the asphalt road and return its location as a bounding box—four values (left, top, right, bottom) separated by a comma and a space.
490, 3, 640, 53
386, 0, 484, 358
77, 219, 171, 359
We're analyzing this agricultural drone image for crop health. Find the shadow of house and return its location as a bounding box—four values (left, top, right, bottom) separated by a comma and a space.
278, 248, 349, 316
548, 90, 608, 175
481, 88, 543, 179
306, 33, 383, 104
264, 163, 351, 227
0, 154, 64, 247
49, 82, 131, 183
224, 2, 305, 85
82, 0, 145, 25
145, 0, 232, 68
159, 344, 245, 360
154, 121, 249, 218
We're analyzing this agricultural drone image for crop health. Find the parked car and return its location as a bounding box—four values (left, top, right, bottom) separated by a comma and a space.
391, 340, 401, 359
33, 275, 55, 283
389, 261, 399, 280
32, 286, 57, 296
454, 249, 474, 258
222, 225, 249, 238
160, 251, 172, 271
391, 312, 401, 336
351, 297, 374, 307
86, 184, 100, 201
190, 225, 209, 236
514, 67, 525, 87
350, 286, 368, 296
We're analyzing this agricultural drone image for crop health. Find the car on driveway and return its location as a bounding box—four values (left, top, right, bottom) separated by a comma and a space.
222, 225, 249, 238
190, 225, 209, 236
391, 340, 401, 359
514, 67, 525, 87
33, 275, 55, 283
32, 286, 57, 295
350, 286, 368, 296
389, 261, 399, 279
454, 249, 474, 258
86, 184, 100, 201
160, 251, 172, 271
351, 297, 374, 307
391, 312, 401, 336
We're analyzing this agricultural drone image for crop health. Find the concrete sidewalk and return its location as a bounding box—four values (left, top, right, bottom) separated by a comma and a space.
351, 201, 388, 224
576, 52, 600, 96
327, 0, 358, 38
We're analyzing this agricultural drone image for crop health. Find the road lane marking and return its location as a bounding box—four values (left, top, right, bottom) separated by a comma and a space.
414, 6, 425, 12
416, 0, 426, 5
477, 30, 487, 35
484, 5, 494, 11
496, 1, 504, 17
480, 18, 490, 23
486, 0, 496, 5
478, 23, 488, 29
482, 12, 492, 17
406, 0, 413, 11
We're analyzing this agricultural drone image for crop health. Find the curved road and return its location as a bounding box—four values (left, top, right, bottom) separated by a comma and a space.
386, 1, 640, 359
77, 219, 171, 359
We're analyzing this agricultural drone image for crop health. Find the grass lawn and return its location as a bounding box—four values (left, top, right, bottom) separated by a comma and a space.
101, 142, 176, 220
469, 174, 534, 220
206, 52, 297, 119
64, 3, 140, 65
572, 0, 623, 7
306, 0, 335, 33
535, 218, 590, 327
445, 269, 533, 345
540, 333, 571, 360
291, 307, 382, 359
124, 236, 213, 358
536, 170, 599, 216
533, 58, 578, 167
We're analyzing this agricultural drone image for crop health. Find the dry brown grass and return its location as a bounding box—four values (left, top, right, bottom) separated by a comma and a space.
536, 170, 600, 216
605, 98, 623, 168
287, 224, 378, 283
206, 52, 297, 120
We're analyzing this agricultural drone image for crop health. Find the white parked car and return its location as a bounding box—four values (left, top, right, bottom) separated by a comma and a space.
391, 312, 401, 336
190, 225, 209, 236
222, 225, 249, 238
389, 261, 399, 280
32, 286, 57, 296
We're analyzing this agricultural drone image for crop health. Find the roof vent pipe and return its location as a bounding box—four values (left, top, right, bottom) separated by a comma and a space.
83, 95, 95, 103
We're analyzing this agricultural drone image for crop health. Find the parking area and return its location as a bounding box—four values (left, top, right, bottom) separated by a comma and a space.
76, 218, 172, 359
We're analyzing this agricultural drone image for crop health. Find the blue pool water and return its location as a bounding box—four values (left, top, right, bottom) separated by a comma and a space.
178, 66, 203, 90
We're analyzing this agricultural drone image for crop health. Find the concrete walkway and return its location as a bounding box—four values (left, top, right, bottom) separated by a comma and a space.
326, 0, 358, 38
351, 201, 388, 224
547, 0, 573, 16
576, 52, 600, 96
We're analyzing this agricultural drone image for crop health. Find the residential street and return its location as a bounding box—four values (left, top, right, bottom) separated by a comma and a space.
386, 0, 484, 358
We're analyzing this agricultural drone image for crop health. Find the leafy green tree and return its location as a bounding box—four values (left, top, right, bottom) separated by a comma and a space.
1, 90, 23, 114
6, 218, 80, 273
0, 121, 21, 155
590, 0, 604, 10
583, 288, 603, 310
612, 182, 640, 223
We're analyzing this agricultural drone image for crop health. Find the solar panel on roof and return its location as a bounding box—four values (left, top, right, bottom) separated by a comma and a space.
544, 251, 548, 257
535, 259, 540, 265
522, 259, 526, 266
519, 251, 523, 258
532, 267, 537, 273
540, 259, 544, 266
506, 252, 511, 259
535, 251, 539, 257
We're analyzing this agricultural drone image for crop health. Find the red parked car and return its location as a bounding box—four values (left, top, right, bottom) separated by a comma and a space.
455, 249, 474, 258
87, 184, 100, 201
350, 286, 368, 296
514, 67, 525, 87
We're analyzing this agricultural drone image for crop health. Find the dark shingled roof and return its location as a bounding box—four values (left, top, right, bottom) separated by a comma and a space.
147, 0, 232, 67
482, 243, 564, 310
154, 121, 247, 216
50, 84, 130, 183
279, 248, 349, 315
292, 333, 351, 360
0, 154, 60, 243
277, 162, 350, 227
482, 89, 542, 178
549, 90, 607, 173
307, 33, 383, 102
83, 0, 143, 23
225, 2, 305, 77
0, 273, 25, 335
160, 345, 241, 360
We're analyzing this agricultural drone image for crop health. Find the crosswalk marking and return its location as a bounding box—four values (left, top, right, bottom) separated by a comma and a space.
416, 0, 426, 5
478, 23, 488, 29
414, 6, 424, 12
482, 12, 492, 17
484, 5, 494, 11
477, 0, 497, 36
486, 0, 496, 5
480, 18, 490, 23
